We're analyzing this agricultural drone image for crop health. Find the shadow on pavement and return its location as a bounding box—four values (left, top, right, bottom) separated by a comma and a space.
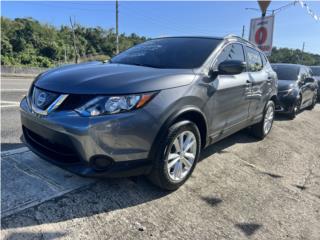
1, 143, 25, 152
201, 196, 223, 207
3, 231, 66, 240
1, 177, 169, 230
1, 130, 263, 231
200, 129, 257, 161
235, 223, 262, 236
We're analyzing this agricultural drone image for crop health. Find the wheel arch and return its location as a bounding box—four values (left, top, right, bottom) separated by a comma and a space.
148, 107, 208, 162
270, 94, 277, 104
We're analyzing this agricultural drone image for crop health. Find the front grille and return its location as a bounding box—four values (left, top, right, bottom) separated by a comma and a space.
32, 87, 59, 110
23, 126, 79, 164
57, 94, 94, 111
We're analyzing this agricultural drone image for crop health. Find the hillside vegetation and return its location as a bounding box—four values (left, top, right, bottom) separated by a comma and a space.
1, 17, 146, 67
1, 17, 320, 68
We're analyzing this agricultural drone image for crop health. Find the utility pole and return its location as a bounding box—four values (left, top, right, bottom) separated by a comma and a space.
241, 25, 245, 38
64, 45, 67, 63
116, 0, 119, 54
301, 42, 305, 63
69, 16, 79, 64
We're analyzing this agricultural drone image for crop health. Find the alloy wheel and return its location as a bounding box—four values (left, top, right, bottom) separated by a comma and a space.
166, 131, 197, 181
263, 105, 274, 135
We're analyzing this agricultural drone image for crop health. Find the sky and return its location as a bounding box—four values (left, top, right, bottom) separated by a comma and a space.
1, 1, 320, 54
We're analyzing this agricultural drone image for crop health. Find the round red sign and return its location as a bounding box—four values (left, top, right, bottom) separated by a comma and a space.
255, 27, 267, 45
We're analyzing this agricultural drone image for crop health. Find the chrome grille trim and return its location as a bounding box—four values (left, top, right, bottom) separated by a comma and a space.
31, 88, 68, 116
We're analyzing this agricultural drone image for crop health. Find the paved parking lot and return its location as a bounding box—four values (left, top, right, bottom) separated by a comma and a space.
1, 75, 319, 240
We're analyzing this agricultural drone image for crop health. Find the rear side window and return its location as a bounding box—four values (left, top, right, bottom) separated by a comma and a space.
215, 43, 245, 67
246, 47, 263, 72
307, 67, 313, 77
260, 52, 269, 66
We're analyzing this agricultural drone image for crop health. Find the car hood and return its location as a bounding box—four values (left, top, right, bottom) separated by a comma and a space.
277, 80, 297, 91
35, 61, 196, 94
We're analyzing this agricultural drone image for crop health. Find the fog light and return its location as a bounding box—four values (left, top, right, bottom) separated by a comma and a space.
90, 156, 113, 171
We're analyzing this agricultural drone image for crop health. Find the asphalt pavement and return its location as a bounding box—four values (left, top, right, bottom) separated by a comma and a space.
1, 76, 33, 151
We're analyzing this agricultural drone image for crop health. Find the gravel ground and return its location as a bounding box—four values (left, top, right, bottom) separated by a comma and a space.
1, 105, 320, 240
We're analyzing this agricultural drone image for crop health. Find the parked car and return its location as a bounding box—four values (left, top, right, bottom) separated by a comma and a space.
310, 66, 320, 101
271, 63, 318, 119
20, 35, 277, 190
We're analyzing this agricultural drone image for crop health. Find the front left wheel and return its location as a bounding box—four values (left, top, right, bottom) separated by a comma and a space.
148, 120, 201, 191
250, 100, 275, 139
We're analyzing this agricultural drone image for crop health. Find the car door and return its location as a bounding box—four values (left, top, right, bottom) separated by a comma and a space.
299, 67, 312, 106
205, 43, 251, 137
305, 67, 316, 103
245, 46, 269, 120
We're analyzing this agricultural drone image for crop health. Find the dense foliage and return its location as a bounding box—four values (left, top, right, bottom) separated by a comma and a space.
269, 47, 320, 66
1, 17, 146, 67
1, 17, 320, 68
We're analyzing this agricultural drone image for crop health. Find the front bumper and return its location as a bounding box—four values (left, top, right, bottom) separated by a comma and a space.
275, 91, 298, 113
20, 98, 158, 177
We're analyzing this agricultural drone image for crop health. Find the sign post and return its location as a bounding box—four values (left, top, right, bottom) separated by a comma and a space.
249, 15, 275, 56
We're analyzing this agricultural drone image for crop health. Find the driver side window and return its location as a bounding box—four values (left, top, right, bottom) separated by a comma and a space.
214, 43, 245, 71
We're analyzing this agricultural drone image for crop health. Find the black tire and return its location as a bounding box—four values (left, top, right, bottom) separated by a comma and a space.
249, 100, 275, 140
147, 120, 201, 191
306, 92, 317, 110
288, 96, 301, 119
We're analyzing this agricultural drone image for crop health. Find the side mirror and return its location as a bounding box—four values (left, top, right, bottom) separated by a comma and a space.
305, 77, 314, 83
218, 60, 246, 75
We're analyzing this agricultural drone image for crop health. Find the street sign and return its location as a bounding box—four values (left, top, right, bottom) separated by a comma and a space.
249, 15, 275, 56
258, 0, 271, 16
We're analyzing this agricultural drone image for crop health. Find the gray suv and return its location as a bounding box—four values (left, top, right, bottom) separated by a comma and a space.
20, 35, 277, 190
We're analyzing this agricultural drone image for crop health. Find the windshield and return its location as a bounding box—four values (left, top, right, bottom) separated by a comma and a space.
111, 37, 222, 69
310, 66, 320, 76
271, 65, 299, 80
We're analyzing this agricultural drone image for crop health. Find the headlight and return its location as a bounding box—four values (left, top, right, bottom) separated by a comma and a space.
75, 92, 157, 117
279, 89, 294, 97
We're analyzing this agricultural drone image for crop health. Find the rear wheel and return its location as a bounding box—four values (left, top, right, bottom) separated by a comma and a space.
148, 120, 201, 190
250, 100, 275, 139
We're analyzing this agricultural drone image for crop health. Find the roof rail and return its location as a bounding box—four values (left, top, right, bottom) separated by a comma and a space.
224, 34, 257, 48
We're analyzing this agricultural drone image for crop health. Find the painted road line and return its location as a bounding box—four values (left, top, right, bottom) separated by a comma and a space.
1, 147, 29, 157
1, 150, 95, 218
0, 105, 20, 109
0, 100, 20, 108
1, 101, 21, 104
1, 89, 28, 92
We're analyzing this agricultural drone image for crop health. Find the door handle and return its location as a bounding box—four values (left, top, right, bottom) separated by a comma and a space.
246, 80, 252, 84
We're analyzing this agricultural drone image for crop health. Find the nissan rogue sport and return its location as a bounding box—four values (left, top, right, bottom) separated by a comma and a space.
20, 35, 278, 190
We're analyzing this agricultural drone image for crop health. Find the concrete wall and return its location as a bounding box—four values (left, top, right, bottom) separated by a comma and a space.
1, 66, 47, 76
